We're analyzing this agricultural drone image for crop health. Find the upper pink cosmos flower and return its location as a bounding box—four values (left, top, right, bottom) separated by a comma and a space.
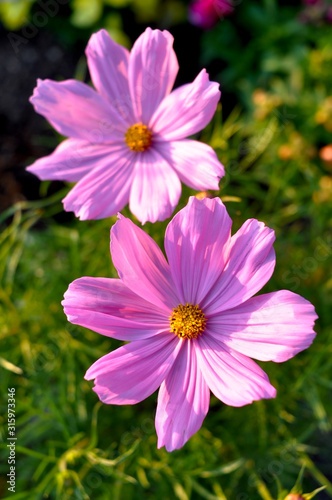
62, 197, 317, 451
27, 28, 224, 224
189, 0, 234, 29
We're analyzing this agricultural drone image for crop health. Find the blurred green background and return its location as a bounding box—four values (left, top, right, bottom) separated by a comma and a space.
0, 0, 332, 499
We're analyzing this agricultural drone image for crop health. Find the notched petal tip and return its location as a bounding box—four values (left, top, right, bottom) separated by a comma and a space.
141, 26, 173, 41
84, 368, 94, 381
86, 28, 110, 49
196, 68, 221, 94
116, 212, 126, 220
25, 164, 35, 174
157, 440, 181, 453
185, 196, 229, 221
110, 215, 127, 250
62, 197, 96, 221
29, 78, 44, 104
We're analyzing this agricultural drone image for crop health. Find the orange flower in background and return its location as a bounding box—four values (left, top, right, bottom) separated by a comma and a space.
319, 144, 332, 170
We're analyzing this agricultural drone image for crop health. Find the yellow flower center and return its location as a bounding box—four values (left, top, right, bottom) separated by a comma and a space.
170, 303, 206, 340
125, 123, 152, 152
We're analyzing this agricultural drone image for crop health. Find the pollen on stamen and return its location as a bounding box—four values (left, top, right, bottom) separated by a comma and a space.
170, 303, 207, 340
125, 123, 152, 152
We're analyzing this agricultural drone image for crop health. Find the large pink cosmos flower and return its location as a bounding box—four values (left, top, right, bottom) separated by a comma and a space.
27, 28, 224, 224
62, 197, 317, 451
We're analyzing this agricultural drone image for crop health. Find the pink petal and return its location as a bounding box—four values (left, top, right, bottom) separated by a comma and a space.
26, 139, 117, 182
85, 333, 181, 405
150, 69, 220, 141
30, 79, 126, 142
209, 291, 317, 362
155, 139, 224, 190
129, 148, 182, 224
164, 197, 232, 304
156, 340, 210, 452
85, 29, 135, 124
128, 28, 179, 124
204, 218, 276, 314
195, 334, 276, 406
111, 215, 179, 311
62, 147, 134, 220
62, 277, 170, 341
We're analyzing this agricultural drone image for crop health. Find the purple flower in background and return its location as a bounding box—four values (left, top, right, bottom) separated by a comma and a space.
326, 6, 332, 22
300, 0, 332, 24
27, 28, 224, 224
303, 0, 321, 5
189, 0, 234, 29
63, 197, 317, 452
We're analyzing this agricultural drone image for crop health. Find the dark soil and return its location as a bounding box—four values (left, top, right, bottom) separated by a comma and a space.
0, 22, 85, 214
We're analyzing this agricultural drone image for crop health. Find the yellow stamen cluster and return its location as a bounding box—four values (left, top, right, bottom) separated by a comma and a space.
125, 123, 152, 152
170, 303, 206, 340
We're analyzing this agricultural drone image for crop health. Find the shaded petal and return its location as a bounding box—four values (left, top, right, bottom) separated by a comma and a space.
129, 148, 182, 224
62, 277, 170, 341
86, 29, 135, 124
204, 219, 276, 314
155, 139, 224, 190
156, 340, 210, 452
111, 215, 179, 311
26, 139, 117, 182
30, 79, 126, 142
165, 197, 232, 304
85, 333, 181, 405
62, 146, 134, 220
128, 28, 179, 123
195, 334, 276, 406
150, 69, 220, 141
209, 291, 317, 362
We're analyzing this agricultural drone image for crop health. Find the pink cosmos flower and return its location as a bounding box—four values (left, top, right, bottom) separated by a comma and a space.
27, 28, 224, 224
62, 197, 317, 451
189, 0, 234, 29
